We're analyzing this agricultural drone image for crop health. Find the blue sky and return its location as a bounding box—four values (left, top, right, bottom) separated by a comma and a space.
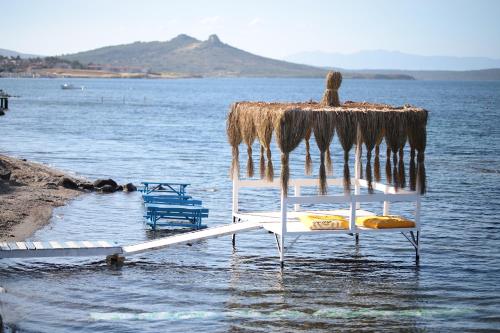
1, 0, 499, 59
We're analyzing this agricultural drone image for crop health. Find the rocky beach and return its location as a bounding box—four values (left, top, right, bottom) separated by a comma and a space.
0, 154, 135, 241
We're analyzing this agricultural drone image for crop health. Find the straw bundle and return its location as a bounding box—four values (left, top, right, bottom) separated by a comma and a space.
384, 112, 408, 190
238, 106, 258, 178
374, 129, 385, 182
274, 109, 310, 196
385, 146, 392, 184
226, 103, 242, 179
407, 110, 428, 194
304, 127, 313, 175
321, 72, 342, 107
358, 112, 383, 193
313, 111, 336, 194
253, 107, 275, 181
336, 112, 357, 193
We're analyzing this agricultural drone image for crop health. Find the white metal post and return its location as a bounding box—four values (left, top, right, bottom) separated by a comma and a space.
354, 124, 361, 209
415, 173, 422, 258
232, 176, 239, 215
349, 196, 356, 231
232, 174, 239, 246
294, 185, 301, 211
383, 186, 390, 215
280, 191, 287, 266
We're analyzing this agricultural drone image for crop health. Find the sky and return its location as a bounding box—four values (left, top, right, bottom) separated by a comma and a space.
1, 0, 500, 60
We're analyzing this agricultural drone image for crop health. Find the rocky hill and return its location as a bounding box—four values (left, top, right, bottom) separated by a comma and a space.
63, 34, 328, 77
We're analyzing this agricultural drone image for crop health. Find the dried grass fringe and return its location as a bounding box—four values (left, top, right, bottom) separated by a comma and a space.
274, 109, 309, 196
336, 112, 356, 193
313, 111, 336, 194
226, 104, 242, 179
358, 112, 383, 193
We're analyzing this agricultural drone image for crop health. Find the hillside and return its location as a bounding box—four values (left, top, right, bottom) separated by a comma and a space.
0, 48, 42, 59
63, 34, 328, 77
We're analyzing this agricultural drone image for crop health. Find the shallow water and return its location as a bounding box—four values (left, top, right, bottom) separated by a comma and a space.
0, 78, 499, 332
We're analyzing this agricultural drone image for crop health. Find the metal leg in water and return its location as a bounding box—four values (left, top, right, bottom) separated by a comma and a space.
274, 233, 284, 268
232, 216, 236, 247
402, 231, 420, 263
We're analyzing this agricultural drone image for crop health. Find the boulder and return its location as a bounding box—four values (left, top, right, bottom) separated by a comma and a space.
0, 169, 11, 181
58, 177, 79, 190
116, 185, 123, 191
45, 182, 58, 189
123, 183, 137, 192
99, 184, 116, 193
78, 182, 95, 191
93, 178, 118, 189
0, 161, 10, 181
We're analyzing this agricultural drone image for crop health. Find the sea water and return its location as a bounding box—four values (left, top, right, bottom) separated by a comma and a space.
0, 78, 499, 332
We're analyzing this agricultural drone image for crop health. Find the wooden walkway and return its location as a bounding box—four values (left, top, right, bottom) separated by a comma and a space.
0, 221, 263, 259
123, 221, 262, 255
0, 240, 122, 259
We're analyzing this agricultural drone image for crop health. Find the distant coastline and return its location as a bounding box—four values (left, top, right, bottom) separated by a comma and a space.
0, 69, 415, 80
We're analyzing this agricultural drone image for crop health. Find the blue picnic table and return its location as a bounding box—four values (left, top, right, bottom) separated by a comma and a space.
146, 205, 208, 230
142, 194, 193, 204
140, 182, 190, 196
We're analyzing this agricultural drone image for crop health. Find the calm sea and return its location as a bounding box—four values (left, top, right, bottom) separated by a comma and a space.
0, 78, 499, 332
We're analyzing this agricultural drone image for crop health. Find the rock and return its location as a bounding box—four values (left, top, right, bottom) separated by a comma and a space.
123, 183, 137, 192
0, 169, 10, 181
99, 184, 116, 193
45, 182, 58, 189
116, 185, 123, 191
9, 177, 23, 186
93, 178, 118, 189
58, 177, 79, 190
78, 182, 95, 191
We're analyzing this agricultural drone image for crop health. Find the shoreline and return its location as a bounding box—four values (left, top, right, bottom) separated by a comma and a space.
0, 154, 86, 241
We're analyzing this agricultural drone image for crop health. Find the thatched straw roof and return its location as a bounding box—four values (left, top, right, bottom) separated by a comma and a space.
227, 72, 428, 196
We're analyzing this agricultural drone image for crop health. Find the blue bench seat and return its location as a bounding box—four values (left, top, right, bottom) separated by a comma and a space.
146, 206, 208, 230
142, 194, 193, 204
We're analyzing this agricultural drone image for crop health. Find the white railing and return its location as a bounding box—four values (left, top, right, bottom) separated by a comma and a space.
232, 176, 421, 233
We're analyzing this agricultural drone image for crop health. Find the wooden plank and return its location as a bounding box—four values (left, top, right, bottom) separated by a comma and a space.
0, 246, 123, 259
49, 241, 62, 249
82, 241, 95, 248
65, 241, 79, 249
32, 241, 44, 249
0, 242, 11, 251
25, 242, 36, 250
16, 242, 28, 250
7, 243, 19, 250
123, 221, 262, 255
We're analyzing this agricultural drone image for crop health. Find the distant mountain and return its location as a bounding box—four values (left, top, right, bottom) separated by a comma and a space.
0, 48, 42, 59
285, 50, 500, 71
62, 34, 327, 77
340, 68, 500, 81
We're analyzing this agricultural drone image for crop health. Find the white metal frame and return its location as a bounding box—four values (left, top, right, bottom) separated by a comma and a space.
231, 143, 422, 267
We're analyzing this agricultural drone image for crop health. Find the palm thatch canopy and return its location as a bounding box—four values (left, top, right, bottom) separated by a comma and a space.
226, 72, 428, 196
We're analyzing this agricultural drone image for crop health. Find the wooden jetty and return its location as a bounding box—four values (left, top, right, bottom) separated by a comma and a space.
0, 221, 262, 259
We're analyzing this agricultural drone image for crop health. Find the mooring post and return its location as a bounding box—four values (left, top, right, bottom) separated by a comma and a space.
106, 254, 125, 266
